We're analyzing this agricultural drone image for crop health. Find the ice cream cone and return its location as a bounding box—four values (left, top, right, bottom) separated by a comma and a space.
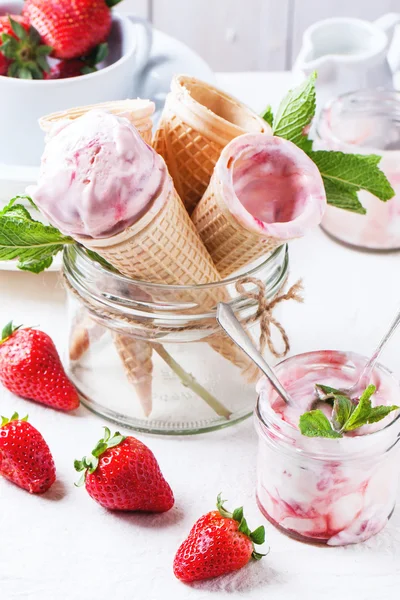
114, 334, 153, 417
192, 134, 327, 278
69, 312, 104, 361
78, 175, 252, 374
39, 99, 155, 144
153, 75, 270, 214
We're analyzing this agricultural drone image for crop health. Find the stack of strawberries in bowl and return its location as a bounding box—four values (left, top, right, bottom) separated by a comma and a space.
0, 0, 121, 80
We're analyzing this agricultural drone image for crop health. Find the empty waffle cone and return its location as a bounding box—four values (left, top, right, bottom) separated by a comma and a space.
114, 334, 153, 417
40, 99, 155, 144
192, 134, 327, 278
78, 175, 253, 376
153, 75, 270, 213
69, 312, 104, 361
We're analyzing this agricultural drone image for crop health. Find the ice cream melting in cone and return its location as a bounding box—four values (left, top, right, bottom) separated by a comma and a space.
153, 75, 270, 214
192, 133, 327, 277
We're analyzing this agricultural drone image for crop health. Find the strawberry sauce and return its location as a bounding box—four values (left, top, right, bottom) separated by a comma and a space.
255, 350, 400, 545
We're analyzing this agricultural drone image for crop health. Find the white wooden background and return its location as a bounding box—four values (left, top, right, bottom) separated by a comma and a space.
118, 0, 400, 70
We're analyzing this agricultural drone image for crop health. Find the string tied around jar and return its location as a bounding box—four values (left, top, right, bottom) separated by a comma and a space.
234, 278, 304, 382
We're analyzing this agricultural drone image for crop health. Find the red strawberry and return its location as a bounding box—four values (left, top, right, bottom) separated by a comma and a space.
74, 427, 174, 512
46, 42, 108, 79
174, 495, 266, 583
23, 0, 121, 60
0, 321, 79, 411
0, 15, 51, 78
0, 413, 56, 493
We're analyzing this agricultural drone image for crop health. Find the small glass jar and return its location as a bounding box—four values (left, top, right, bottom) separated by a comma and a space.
255, 350, 400, 546
63, 243, 289, 435
316, 89, 400, 250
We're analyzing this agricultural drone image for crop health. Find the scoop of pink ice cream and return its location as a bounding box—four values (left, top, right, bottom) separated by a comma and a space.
31, 110, 167, 239
217, 134, 326, 238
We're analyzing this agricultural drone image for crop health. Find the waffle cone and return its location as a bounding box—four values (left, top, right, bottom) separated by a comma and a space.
192, 173, 282, 278
40, 99, 155, 144
69, 312, 104, 361
79, 177, 252, 373
114, 334, 153, 417
153, 75, 269, 214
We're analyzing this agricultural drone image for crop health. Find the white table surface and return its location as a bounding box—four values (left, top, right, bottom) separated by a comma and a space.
1, 71, 400, 600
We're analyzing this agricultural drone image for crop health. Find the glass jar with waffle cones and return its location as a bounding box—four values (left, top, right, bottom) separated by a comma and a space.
63, 243, 289, 435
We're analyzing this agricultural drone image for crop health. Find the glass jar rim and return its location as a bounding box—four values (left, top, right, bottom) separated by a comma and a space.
66, 243, 287, 291
316, 88, 400, 153
255, 349, 400, 460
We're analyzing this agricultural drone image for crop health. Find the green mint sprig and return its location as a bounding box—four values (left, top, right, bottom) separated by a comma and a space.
263, 72, 395, 214
299, 383, 399, 438
0, 196, 74, 273
0, 197, 117, 274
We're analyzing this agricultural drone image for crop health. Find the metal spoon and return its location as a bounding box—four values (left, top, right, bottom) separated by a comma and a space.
216, 302, 293, 405
339, 305, 400, 398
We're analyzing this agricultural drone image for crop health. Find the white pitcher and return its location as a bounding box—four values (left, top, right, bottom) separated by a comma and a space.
293, 13, 400, 111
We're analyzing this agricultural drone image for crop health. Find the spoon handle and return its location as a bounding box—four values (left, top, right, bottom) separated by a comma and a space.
216, 303, 292, 405
360, 306, 400, 386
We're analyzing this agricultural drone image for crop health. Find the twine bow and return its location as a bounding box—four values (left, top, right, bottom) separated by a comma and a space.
234, 277, 304, 381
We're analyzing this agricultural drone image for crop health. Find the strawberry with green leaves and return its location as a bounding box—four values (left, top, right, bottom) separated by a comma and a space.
46, 42, 108, 79
0, 413, 56, 493
75, 427, 174, 512
0, 321, 79, 411
23, 0, 122, 60
174, 495, 266, 583
0, 15, 51, 79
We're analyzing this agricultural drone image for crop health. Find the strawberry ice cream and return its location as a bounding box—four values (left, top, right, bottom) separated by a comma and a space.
30, 110, 168, 239
255, 350, 400, 546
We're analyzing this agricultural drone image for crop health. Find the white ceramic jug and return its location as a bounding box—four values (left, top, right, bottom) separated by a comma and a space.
293, 13, 400, 111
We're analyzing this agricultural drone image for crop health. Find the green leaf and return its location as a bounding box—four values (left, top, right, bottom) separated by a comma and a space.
252, 551, 266, 561
18, 67, 32, 79
74, 459, 85, 472
366, 405, 400, 424
106, 0, 123, 7
332, 394, 355, 432
250, 525, 265, 545
36, 55, 50, 73
232, 507, 244, 523
81, 65, 96, 75
1, 36, 18, 58
309, 151, 394, 203
74, 471, 87, 488
85, 249, 119, 272
216, 493, 232, 518
0, 205, 74, 273
323, 178, 366, 215
343, 384, 376, 431
28, 25, 42, 46
92, 442, 108, 457
260, 105, 274, 127
9, 17, 28, 41
36, 45, 53, 56
93, 42, 108, 65
299, 409, 342, 438
272, 71, 317, 152
238, 516, 252, 537
1, 321, 21, 342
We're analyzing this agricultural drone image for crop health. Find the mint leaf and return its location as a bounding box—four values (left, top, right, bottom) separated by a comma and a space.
332, 394, 355, 431
343, 384, 376, 431
322, 178, 367, 215
272, 71, 316, 152
309, 151, 395, 203
261, 105, 273, 127
366, 405, 400, 424
299, 410, 342, 438
0, 203, 74, 273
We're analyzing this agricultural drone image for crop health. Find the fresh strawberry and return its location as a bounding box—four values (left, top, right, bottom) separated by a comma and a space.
46, 42, 108, 79
0, 321, 79, 411
74, 427, 174, 512
174, 495, 266, 583
0, 15, 51, 78
23, 0, 121, 60
0, 413, 56, 493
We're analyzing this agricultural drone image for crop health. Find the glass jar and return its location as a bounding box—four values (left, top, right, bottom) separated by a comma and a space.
255, 350, 400, 546
63, 243, 289, 435
316, 89, 400, 250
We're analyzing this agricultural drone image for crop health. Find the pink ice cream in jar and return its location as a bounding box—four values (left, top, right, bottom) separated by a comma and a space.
255, 350, 400, 546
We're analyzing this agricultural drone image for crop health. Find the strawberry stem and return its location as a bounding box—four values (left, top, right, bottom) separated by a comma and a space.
74, 427, 126, 485
216, 494, 267, 560
1, 321, 22, 344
